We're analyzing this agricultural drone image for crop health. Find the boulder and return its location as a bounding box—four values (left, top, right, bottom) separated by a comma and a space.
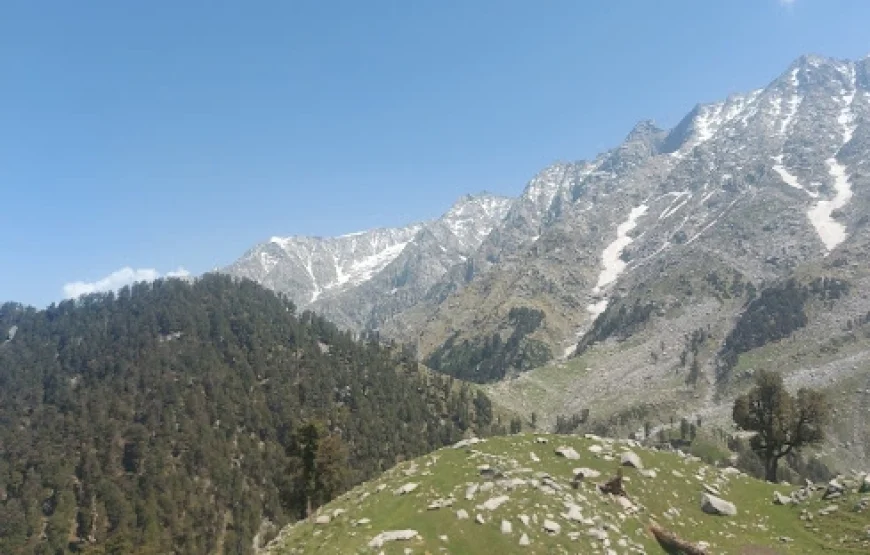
620, 451, 643, 469
465, 483, 479, 500
368, 530, 420, 549
314, 515, 331, 525
475, 514, 486, 525
394, 482, 418, 495
480, 495, 510, 511
555, 446, 581, 459
456, 509, 469, 520
453, 437, 482, 449
518, 514, 530, 526
700, 493, 737, 516
501, 520, 513, 534
824, 479, 844, 499
573, 467, 602, 480
519, 533, 531, 546
588, 444, 604, 454
543, 519, 561, 535
773, 491, 794, 505
530, 452, 540, 462
562, 503, 584, 522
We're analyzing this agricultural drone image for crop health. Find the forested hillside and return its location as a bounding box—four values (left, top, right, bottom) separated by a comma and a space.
0, 275, 495, 554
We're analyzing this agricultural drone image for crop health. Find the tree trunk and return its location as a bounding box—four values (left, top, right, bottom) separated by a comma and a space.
764, 456, 779, 483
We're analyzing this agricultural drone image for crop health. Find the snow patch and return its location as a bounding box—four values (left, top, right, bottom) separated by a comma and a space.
659, 192, 691, 220
806, 65, 856, 252
771, 155, 818, 198
592, 204, 648, 294
779, 95, 802, 134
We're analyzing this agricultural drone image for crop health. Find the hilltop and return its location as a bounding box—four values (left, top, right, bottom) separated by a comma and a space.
265, 434, 870, 554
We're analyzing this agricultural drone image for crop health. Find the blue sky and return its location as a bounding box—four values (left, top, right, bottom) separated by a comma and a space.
1, 0, 868, 307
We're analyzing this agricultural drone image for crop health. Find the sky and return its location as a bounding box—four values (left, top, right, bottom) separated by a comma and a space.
1, 0, 868, 307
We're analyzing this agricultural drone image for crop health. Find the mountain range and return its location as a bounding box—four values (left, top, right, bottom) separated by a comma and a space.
226, 53, 870, 468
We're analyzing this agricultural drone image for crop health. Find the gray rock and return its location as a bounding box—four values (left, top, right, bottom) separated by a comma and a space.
573, 467, 602, 480
620, 451, 643, 469
519, 533, 531, 546
773, 491, 794, 505
314, 515, 331, 525
700, 493, 737, 516
475, 514, 486, 525
480, 495, 510, 511
555, 446, 580, 459
456, 509, 469, 520
394, 482, 418, 495
368, 530, 420, 549
543, 519, 561, 535
501, 520, 513, 534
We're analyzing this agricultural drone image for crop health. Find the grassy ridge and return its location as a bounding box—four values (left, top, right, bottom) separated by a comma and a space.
266, 434, 870, 554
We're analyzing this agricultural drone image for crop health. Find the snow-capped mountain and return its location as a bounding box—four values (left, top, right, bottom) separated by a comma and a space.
224, 193, 512, 330
224, 53, 870, 468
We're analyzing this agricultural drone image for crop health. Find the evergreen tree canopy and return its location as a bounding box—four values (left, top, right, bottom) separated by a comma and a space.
0, 274, 493, 554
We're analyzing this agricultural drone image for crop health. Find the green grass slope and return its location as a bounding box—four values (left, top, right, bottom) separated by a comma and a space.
265, 435, 870, 554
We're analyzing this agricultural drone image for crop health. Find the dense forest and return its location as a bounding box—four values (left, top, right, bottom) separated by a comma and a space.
0, 275, 497, 554
425, 307, 552, 383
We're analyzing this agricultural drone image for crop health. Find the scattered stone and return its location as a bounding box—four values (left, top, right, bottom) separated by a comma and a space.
481, 495, 510, 511
773, 491, 794, 505
332, 508, 346, 518
439, 535, 449, 542
671, 470, 684, 478
465, 483, 479, 500
700, 493, 737, 516
563, 503, 584, 522
573, 467, 602, 480
518, 514, 530, 526
702, 484, 720, 496
535, 437, 548, 444
620, 451, 643, 469
640, 469, 658, 479
475, 514, 486, 525
354, 518, 371, 526
394, 482, 418, 495
824, 479, 845, 500
427, 497, 454, 510
453, 437, 482, 449
555, 446, 581, 459
543, 519, 561, 535
721, 467, 741, 476
315, 515, 331, 525
376, 484, 387, 492
615, 496, 634, 511
588, 528, 608, 541
501, 520, 513, 534
480, 482, 494, 492
519, 533, 531, 546
530, 452, 540, 462
456, 509, 469, 520
368, 530, 420, 549
818, 504, 839, 516
860, 474, 870, 493
588, 444, 604, 454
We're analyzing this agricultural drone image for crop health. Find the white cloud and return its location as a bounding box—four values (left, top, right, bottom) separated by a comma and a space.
779, 0, 796, 5
62, 267, 191, 299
